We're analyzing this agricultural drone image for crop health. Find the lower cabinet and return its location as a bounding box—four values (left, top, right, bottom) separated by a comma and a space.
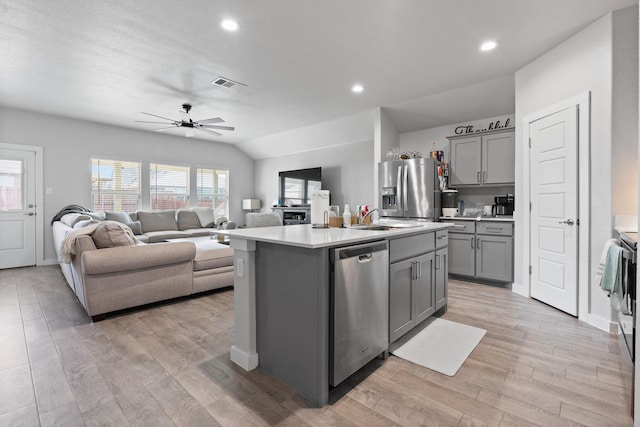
388, 230, 448, 344
435, 247, 448, 310
444, 220, 514, 283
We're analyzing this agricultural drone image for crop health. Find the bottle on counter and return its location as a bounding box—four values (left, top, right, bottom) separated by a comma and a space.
343, 204, 351, 228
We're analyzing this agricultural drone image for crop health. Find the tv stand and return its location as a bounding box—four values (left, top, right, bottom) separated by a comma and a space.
272, 207, 311, 225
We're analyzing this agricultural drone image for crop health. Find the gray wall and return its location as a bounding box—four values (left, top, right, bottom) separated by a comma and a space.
0, 107, 254, 263
254, 139, 375, 214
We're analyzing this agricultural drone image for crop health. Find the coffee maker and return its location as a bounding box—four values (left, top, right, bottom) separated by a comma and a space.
494, 194, 514, 216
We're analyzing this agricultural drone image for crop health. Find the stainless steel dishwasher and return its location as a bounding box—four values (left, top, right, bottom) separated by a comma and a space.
330, 240, 389, 386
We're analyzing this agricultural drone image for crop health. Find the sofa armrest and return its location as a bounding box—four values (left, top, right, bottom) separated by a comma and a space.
81, 242, 196, 275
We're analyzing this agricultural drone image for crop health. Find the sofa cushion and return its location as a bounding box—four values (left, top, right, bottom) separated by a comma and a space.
91, 222, 137, 249
137, 210, 179, 233
183, 228, 212, 237
59, 213, 92, 227
177, 210, 202, 231
192, 207, 215, 227
105, 211, 132, 223
193, 243, 234, 271
142, 230, 190, 243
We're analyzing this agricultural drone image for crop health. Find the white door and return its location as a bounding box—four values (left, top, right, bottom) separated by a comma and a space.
530, 106, 578, 316
0, 148, 37, 269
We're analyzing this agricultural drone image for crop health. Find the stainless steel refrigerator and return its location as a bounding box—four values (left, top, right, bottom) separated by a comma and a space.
379, 157, 441, 220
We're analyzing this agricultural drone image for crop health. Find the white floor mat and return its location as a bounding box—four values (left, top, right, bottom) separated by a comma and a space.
391, 318, 486, 376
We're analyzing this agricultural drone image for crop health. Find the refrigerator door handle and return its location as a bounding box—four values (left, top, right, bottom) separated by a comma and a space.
402, 165, 408, 215
396, 165, 403, 214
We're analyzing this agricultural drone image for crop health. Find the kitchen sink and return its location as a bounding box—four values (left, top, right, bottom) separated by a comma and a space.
350, 223, 422, 231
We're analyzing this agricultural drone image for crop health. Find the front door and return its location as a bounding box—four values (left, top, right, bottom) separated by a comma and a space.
0, 148, 37, 269
529, 106, 578, 316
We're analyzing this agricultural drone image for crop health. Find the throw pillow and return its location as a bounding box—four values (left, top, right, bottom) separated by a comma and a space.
126, 220, 142, 235
192, 207, 216, 228
91, 222, 137, 249
73, 219, 101, 229
105, 211, 132, 223
86, 211, 107, 221
59, 213, 92, 228
176, 209, 202, 230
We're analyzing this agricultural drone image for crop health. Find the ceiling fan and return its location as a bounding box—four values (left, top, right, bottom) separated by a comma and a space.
135, 103, 235, 137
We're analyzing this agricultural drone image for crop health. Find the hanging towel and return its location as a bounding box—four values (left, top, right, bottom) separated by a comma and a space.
596, 239, 619, 289
600, 244, 623, 293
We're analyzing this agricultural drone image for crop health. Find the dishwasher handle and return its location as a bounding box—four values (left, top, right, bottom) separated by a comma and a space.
334, 241, 388, 261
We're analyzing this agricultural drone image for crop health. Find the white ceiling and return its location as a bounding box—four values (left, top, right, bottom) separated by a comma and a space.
0, 0, 636, 158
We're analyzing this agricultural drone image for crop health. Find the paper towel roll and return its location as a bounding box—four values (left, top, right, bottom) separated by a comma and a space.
310, 190, 330, 226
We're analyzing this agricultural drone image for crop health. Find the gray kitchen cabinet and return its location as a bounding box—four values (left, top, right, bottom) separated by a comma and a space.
443, 219, 514, 283
435, 247, 448, 310
475, 234, 513, 282
449, 129, 515, 186
389, 232, 444, 344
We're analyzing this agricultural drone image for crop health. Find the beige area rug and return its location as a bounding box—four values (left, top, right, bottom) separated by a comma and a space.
391, 318, 486, 376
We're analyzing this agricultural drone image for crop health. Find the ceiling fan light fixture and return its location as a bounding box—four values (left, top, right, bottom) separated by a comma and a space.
351, 84, 364, 93
480, 40, 498, 52
220, 19, 239, 32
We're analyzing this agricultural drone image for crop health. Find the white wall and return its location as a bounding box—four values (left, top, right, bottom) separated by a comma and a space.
515, 8, 638, 327
0, 107, 254, 264
612, 7, 639, 215
399, 113, 515, 161
254, 139, 375, 215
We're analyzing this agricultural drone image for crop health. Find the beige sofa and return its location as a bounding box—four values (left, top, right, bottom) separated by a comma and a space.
52, 208, 234, 321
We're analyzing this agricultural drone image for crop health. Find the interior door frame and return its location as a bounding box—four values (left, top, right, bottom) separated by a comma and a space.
0, 142, 45, 266
518, 92, 591, 324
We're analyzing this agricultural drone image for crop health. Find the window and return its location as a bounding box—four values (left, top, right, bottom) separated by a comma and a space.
150, 163, 190, 210
197, 168, 229, 218
91, 159, 141, 211
0, 159, 23, 211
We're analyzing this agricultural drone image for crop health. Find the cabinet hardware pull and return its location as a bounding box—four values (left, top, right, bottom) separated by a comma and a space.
477, 172, 480, 183
471, 237, 474, 248
452, 225, 466, 228
477, 238, 480, 249
436, 254, 440, 270
483, 171, 487, 182
437, 235, 447, 240
486, 227, 502, 231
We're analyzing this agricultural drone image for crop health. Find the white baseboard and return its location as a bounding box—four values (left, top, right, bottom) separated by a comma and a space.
583, 313, 616, 333
41, 258, 58, 266
511, 282, 529, 297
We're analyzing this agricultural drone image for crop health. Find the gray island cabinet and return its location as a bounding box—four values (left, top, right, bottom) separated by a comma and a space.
217, 222, 449, 407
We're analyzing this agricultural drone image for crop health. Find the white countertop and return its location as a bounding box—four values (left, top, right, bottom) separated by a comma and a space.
217, 222, 451, 249
440, 216, 514, 223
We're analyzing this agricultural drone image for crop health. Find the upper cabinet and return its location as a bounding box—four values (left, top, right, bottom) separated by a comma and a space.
448, 129, 515, 186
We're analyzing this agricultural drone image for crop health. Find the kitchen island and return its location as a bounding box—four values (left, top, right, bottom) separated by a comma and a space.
217, 222, 450, 406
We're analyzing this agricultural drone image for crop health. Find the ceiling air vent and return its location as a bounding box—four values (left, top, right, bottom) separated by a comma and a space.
211, 76, 246, 89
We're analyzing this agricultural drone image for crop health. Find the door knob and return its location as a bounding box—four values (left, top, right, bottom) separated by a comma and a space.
559, 219, 574, 226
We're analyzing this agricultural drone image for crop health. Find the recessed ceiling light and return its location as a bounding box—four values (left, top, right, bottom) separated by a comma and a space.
220, 19, 239, 32
351, 84, 364, 93
480, 40, 498, 52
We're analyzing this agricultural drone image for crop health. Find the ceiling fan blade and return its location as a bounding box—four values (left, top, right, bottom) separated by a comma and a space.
200, 124, 235, 131
155, 126, 178, 132
141, 112, 176, 122
196, 127, 222, 137
197, 117, 224, 124
135, 120, 174, 124
179, 111, 191, 122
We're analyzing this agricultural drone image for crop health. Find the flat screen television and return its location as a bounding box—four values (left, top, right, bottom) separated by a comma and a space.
278, 167, 322, 206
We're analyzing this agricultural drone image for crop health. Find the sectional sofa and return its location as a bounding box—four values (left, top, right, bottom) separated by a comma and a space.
52, 208, 235, 320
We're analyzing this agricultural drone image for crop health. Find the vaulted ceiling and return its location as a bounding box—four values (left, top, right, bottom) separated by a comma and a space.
1, 0, 636, 158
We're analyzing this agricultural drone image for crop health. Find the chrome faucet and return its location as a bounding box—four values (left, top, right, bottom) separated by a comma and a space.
360, 208, 379, 224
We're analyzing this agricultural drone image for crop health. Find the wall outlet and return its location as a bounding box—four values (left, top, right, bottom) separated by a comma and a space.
236, 258, 245, 278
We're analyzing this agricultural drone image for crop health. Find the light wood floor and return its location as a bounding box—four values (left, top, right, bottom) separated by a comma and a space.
0, 265, 633, 426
